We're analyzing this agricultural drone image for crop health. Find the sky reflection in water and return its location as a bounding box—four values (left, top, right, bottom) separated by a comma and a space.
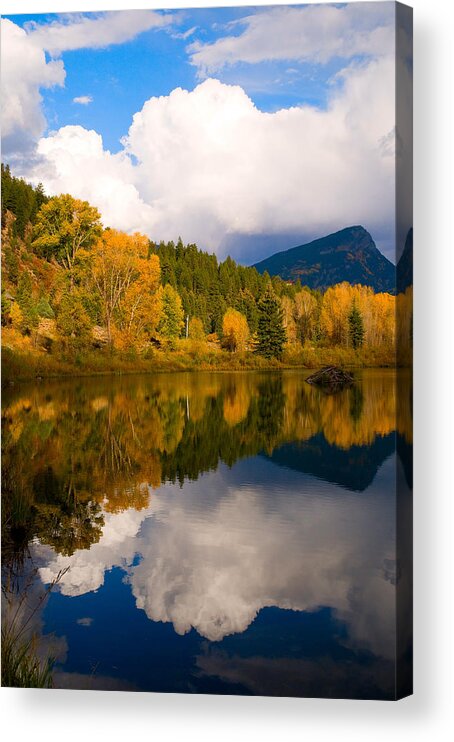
2, 370, 412, 697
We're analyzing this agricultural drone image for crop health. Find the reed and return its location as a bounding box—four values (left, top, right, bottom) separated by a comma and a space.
1, 568, 69, 688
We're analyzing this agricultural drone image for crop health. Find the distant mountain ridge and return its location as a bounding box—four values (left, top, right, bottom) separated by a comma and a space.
253, 226, 395, 293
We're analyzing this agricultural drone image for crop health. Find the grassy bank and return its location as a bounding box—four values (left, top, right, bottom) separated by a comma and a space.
1, 341, 401, 383
1, 345, 282, 382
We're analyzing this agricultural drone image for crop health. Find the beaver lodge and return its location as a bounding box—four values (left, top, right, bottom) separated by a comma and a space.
305, 366, 354, 391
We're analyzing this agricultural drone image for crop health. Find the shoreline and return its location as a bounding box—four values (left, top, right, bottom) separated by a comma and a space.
1, 346, 406, 384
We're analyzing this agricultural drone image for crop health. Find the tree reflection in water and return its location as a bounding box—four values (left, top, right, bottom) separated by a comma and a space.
1, 370, 412, 698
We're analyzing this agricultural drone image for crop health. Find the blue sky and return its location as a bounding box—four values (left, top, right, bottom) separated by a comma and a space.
2, 5, 404, 263
7, 7, 345, 153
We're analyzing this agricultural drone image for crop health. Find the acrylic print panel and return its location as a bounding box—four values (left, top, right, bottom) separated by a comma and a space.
1, 2, 413, 699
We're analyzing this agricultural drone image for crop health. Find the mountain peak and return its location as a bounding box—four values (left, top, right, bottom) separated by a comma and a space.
335, 225, 369, 235
253, 226, 394, 293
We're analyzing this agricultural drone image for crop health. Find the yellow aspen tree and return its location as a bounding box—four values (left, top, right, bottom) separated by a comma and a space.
294, 289, 317, 344
222, 308, 250, 352
320, 282, 353, 346
281, 295, 298, 344
92, 230, 161, 347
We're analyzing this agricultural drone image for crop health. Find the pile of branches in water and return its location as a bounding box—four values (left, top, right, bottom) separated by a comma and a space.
305, 366, 354, 391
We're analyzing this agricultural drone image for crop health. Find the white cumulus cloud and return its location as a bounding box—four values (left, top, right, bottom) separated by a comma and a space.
27, 61, 395, 255
38, 506, 147, 596
34, 125, 156, 234
37, 457, 397, 660
3, 5, 400, 257
25, 10, 171, 57
1, 19, 65, 146
188, 3, 395, 76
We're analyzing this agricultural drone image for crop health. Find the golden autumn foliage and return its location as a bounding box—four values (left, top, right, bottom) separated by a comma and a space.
319, 282, 396, 349
281, 295, 298, 344
222, 308, 250, 352
2, 171, 412, 370
294, 289, 318, 344
188, 317, 206, 341
32, 194, 102, 272
223, 383, 253, 426
2, 193, 412, 369
320, 283, 353, 345
8, 302, 23, 328
91, 230, 161, 348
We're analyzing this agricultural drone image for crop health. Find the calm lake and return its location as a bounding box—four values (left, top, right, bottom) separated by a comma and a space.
1, 369, 412, 698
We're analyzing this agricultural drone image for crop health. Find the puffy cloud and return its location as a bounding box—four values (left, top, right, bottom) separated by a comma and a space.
38, 506, 147, 596
37, 456, 396, 660
34, 125, 155, 233
1, 19, 65, 147
188, 3, 395, 75
28, 62, 395, 256
73, 95, 93, 105
128, 464, 396, 657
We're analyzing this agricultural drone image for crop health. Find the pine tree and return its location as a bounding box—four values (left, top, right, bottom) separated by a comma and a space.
4, 245, 19, 284
36, 296, 55, 319
1, 290, 11, 326
158, 284, 184, 339
1, 164, 49, 239
16, 272, 39, 335
35, 183, 47, 211
348, 300, 365, 349
255, 289, 287, 359
236, 289, 259, 334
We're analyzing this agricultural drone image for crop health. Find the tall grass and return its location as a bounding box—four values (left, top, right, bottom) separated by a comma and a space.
1, 625, 54, 688
1, 568, 69, 688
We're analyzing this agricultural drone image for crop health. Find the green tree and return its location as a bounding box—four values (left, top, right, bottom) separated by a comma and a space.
255, 289, 286, 359
32, 194, 102, 273
236, 288, 259, 334
188, 317, 205, 341
1, 290, 11, 326
349, 385, 364, 423
1, 164, 49, 239
158, 285, 184, 339
3, 243, 20, 285
36, 296, 55, 319
33, 469, 104, 556
16, 272, 39, 335
348, 300, 365, 349
34, 183, 47, 213
56, 290, 92, 350
150, 237, 268, 336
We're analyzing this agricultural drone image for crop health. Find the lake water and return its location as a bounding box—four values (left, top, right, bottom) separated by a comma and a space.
1, 369, 412, 698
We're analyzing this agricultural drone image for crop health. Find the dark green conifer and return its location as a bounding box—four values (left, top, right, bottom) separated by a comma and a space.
255, 288, 286, 358
16, 272, 38, 335
348, 300, 365, 349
